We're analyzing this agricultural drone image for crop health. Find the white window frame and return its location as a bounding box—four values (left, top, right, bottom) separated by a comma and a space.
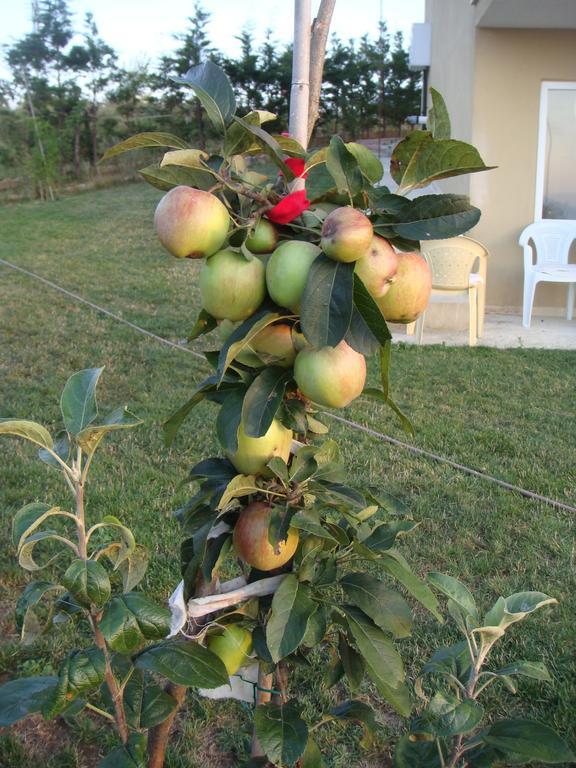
534, 81, 576, 222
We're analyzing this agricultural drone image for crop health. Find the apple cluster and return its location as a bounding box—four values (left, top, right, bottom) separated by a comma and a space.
153, 183, 432, 585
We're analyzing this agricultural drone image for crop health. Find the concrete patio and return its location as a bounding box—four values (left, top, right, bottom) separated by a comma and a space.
393, 313, 576, 349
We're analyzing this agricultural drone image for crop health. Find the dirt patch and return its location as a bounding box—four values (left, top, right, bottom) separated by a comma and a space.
3, 715, 101, 767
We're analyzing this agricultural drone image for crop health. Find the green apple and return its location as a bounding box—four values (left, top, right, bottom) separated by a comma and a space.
266, 240, 321, 311
233, 502, 299, 571
154, 186, 229, 259
200, 250, 266, 322
245, 219, 278, 254
294, 340, 366, 408
376, 251, 432, 323
355, 235, 398, 298
320, 206, 373, 263
226, 418, 292, 475
208, 625, 253, 675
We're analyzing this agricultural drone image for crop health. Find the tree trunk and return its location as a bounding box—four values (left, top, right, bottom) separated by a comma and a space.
289, 0, 311, 149
307, 0, 336, 144
250, 668, 274, 758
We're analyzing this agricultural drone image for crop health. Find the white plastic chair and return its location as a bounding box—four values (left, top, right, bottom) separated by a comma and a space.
414, 237, 488, 346
519, 222, 576, 328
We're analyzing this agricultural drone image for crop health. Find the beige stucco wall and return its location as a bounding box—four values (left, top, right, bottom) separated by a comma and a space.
470, 29, 576, 312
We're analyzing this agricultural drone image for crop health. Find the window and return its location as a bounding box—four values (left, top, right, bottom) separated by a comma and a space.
535, 82, 576, 221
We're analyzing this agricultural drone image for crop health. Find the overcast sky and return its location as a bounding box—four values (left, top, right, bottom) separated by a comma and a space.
1, 0, 425, 77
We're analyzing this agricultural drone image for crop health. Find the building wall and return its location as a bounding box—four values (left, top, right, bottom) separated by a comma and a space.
470, 29, 576, 312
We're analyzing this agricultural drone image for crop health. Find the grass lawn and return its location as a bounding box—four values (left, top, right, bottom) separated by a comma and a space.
0, 184, 575, 767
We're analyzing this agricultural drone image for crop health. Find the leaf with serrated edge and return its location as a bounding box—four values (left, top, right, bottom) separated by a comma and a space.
254, 700, 309, 765
428, 88, 451, 139
341, 573, 413, 638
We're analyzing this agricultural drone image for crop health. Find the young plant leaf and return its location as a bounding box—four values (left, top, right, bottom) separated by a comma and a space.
100, 132, 188, 162
12, 502, 70, 550
188, 308, 218, 341
172, 60, 236, 132
242, 366, 292, 438
353, 275, 392, 346
62, 559, 111, 608
397, 139, 494, 194
428, 88, 451, 139
345, 142, 384, 183
60, 367, 103, 436
135, 639, 229, 688
139, 163, 217, 191
338, 634, 366, 691
99, 593, 171, 653
300, 254, 354, 347
495, 660, 551, 682
325, 136, 364, 199
266, 574, 316, 662
77, 406, 142, 455
428, 572, 479, 623
98, 732, 148, 768
232, 116, 296, 179
390, 131, 432, 186
0, 419, 53, 449
345, 305, 381, 356
37, 431, 70, 468
254, 700, 309, 766
123, 669, 177, 730
15, 581, 65, 644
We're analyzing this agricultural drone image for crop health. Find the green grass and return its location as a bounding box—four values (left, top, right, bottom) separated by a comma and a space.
0, 184, 574, 767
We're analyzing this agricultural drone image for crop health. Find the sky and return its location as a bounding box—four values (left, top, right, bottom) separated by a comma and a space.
1, 0, 425, 77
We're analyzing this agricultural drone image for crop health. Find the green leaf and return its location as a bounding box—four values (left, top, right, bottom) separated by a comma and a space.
495, 660, 551, 682
484, 719, 575, 763
254, 700, 309, 766
345, 142, 384, 183
345, 305, 381, 356
163, 374, 226, 446
123, 669, 177, 730
188, 308, 218, 341
18, 529, 77, 572
301, 737, 324, 768
60, 367, 102, 436
117, 545, 150, 593
428, 572, 479, 623
100, 131, 188, 161
421, 641, 472, 679
428, 88, 451, 139
242, 366, 292, 438
338, 634, 365, 691
341, 605, 405, 690
0, 418, 53, 449
223, 110, 275, 157
360, 520, 419, 551
43, 647, 105, 718
172, 60, 236, 132
98, 733, 148, 768
12, 502, 69, 549
362, 341, 415, 436
231, 116, 295, 179
432, 697, 484, 736
353, 275, 392, 346
397, 138, 494, 194
380, 550, 443, 622
390, 131, 432, 186
135, 639, 229, 688
300, 254, 354, 348
393, 195, 481, 240
62, 559, 111, 608
217, 310, 287, 383
89, 515, 136, 566
15, 580, 65, 643
99, 593, 171, 654
341, 573, 413, 638
139, 163, 217, 192
0, 676, 57, 726
329, 700, 377, 744
217, 389, 246, 453
266, 574, 316, 662
393, 734, 442, 767
38, 431, 70, 468
326, 136, 365, 199
77, 407, 142, 455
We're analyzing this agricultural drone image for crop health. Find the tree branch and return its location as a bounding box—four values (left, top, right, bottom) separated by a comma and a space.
307, 0, 336, 144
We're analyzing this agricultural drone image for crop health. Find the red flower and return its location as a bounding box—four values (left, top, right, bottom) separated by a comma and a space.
266, 190, 310, 225
282, 157, 308, 179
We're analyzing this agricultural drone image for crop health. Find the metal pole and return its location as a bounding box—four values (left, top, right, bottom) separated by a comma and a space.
289, 0, 312, 150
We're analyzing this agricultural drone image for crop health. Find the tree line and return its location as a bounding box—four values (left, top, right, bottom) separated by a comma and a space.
0, 0, 421, 198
